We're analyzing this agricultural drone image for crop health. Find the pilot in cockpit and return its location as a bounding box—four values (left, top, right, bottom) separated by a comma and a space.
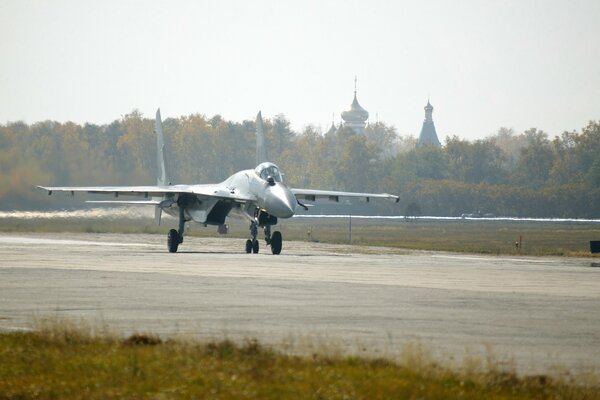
255, 162, 283, 183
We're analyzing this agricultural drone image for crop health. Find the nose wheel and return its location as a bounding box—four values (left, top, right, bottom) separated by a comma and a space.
246, 222, 260, 253
246, 222, 282, 254
245, 239, 259, 253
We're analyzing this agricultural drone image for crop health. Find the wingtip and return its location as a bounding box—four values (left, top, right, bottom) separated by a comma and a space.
384, 193, 400, 202
36, 185, 52, 195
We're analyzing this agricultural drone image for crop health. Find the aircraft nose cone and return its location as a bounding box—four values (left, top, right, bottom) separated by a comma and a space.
265, 185, 297, 218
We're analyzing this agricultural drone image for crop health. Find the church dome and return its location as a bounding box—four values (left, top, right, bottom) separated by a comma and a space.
326, 121, 337, 135
341, 93, 369, 123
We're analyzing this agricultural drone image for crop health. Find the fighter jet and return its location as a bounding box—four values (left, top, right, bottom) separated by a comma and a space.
38, 109, 399, 254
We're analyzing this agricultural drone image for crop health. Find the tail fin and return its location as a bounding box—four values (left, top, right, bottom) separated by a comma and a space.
155, 108, 169, 186
154, 108, 169, 225
256, 111, 267, 165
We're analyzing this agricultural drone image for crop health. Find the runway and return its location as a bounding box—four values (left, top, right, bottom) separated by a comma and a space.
1, 232, 599, 374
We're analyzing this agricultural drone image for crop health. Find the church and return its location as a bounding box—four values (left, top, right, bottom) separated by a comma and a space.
327, 81, 442, 148
417, 100, 441, 147
326, 81, 370, 136
340, 90, 369, 135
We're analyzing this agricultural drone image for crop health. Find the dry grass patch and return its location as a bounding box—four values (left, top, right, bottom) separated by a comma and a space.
0, 319, 598, 399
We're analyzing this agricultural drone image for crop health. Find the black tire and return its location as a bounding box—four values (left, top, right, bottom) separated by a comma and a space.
270, 231, 282, 255
252, 239, 259, 254
245, 239, 252, 253
167, 229, 180, 253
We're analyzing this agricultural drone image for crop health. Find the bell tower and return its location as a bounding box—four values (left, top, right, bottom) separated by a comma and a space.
417, 100, 441, 147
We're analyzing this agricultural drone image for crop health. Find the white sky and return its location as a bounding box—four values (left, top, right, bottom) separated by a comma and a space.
1, 0, 599, 140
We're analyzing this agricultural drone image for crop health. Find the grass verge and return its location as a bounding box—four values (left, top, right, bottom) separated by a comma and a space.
1, 213, 600, 256
0, 318, 598, 399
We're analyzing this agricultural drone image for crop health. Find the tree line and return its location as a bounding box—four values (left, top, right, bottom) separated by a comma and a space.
1, 110, 599, 217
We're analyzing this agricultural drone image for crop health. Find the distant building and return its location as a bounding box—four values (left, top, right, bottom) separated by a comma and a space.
340, 79, 369, 135
417, 100, 441, 147
326, 121, 338, 136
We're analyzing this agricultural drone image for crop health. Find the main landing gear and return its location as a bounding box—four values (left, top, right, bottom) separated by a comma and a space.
270, 231, 282, 255
246, 221, 282, 255
167, 206, 185, 253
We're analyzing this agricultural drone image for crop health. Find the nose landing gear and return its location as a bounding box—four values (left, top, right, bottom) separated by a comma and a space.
245, 238, 259, 254
246, 222, 260, 253
246, 221, 282, 255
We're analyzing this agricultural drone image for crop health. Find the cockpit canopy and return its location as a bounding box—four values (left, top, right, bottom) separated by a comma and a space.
255, 162, 283, 183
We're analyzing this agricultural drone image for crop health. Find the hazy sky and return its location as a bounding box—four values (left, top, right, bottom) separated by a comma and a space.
1, 0, 599, 140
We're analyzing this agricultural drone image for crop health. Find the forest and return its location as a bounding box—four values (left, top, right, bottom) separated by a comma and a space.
1, 110, 599, 217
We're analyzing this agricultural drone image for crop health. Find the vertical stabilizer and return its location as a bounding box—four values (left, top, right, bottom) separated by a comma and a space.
154, 108, 169, 225
256, 111, 267, 165
155, 108, 169, 186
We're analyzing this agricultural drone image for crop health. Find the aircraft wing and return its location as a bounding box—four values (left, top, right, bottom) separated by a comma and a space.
37, 184, 256, 203
292, 188, 399, 202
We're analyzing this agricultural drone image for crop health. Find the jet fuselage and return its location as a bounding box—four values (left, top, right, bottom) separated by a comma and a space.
162, 162, 297, 226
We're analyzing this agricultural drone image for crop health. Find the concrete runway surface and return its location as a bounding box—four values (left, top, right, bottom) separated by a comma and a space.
1, 232, 599, 374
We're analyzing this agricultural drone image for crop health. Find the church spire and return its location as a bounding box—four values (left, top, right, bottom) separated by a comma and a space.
424, 99, 433, 121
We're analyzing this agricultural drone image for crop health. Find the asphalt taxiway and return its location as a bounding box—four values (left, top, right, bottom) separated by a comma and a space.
1, 233, 599, 374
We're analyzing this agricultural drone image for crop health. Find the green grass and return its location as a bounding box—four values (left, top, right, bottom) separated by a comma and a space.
1, 318, 598, 399
1, 214, 600, 256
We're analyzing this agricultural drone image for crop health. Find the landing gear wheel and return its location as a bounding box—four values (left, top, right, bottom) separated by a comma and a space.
252, 239, 259, 254
270, 231, 282, 255
245, 239, 252, 253
167, 229, 180, 253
